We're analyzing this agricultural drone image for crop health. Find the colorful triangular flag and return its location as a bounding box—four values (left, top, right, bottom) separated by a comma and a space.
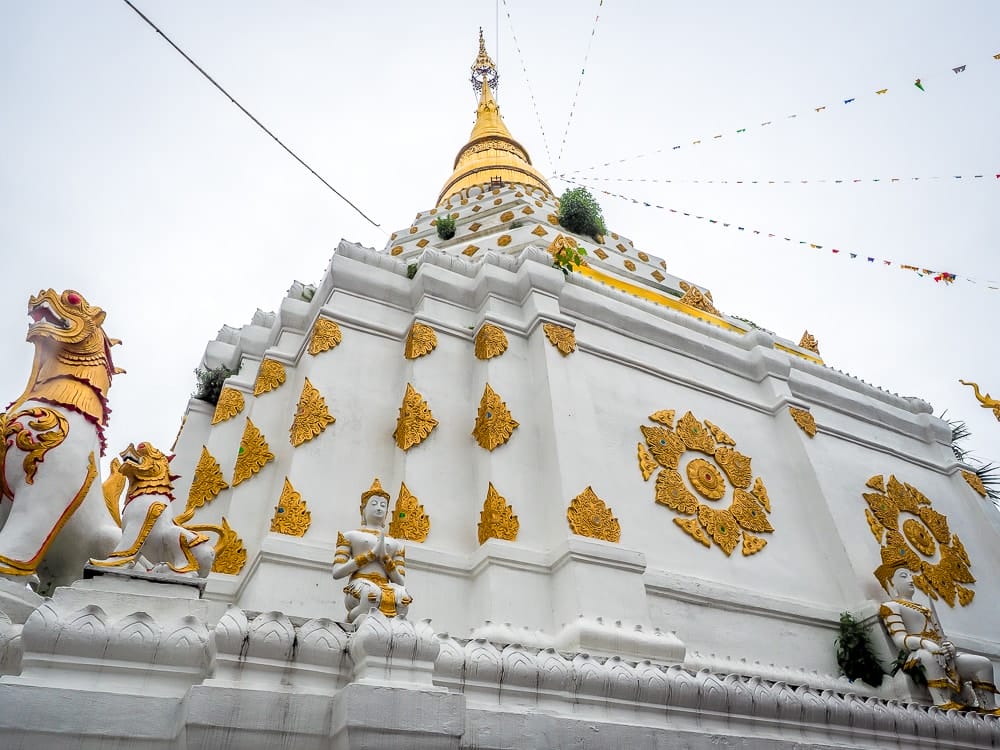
914, 79, 925, 91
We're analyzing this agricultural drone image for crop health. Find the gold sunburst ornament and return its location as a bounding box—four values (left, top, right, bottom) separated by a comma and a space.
289, 378, 335, 447
865, 474, 975, 607
393, 383, 438, 450
270, 478, 311, 536
253, 359, 287, 397
212, 388, 245, 425
567, 487, 621, 542
474, 323, 508, 360
232, 419, 274, 486
472, 383, 519, 451
308, 318, 343, 355
478, 483, 519, 544
388, 482, 430, 541
404, 322, 438, 359
638, 410, 774, 556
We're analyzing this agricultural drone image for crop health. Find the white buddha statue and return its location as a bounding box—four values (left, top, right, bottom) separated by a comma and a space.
332, 478, 412, 624
877, 563, 998, 713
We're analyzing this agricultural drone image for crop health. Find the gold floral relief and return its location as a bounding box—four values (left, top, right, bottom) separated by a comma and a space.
389, 482, 430, 542
212, 388, 245, 425
788, 407, 817, 437
308, 318, 343, 356
865, 473, 975, 607
567, 486, 621, 543
639, 410, 774, 556
624, 260, 636, 272
678, 281, 721, 316
404, 322, 438, 359
474, 323, 508, 360
253, 359, 287, 397
270, 477, 311, 536
500, 210, 515, 222
212, 517, 247, 574
181, 446, 229, 520
542, 323, 576, 356
961, 470, 987, 497
478, 482, 519, 544
393, 383, 438, 451
497, 234, 513, 247
289, 378, 335, 447
473, 383, 519, 451
798, 330, 821, 355
232, 419, 274, 486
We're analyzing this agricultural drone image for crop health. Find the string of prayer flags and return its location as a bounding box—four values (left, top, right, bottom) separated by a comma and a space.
501, 0, 554, 167
554, 0, 604, 168
564, 178, 998, 290
572, 173, 995, 185
559, 51, 998, 177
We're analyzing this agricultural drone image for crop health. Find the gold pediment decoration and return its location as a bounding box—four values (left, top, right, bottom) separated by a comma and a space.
788, 407, 817, 437
798, 330, 821, 355
475, 323, 508, 359
472, 383, 519, 451
211, 388, 245, 425
393, 383, 438, 450
388, 482, 430, 542
270, 477, 311, 536
961, 470, 987, 498
211, 517, 247, 574
567, 486, 621, 543
542, 323, 576, 356
232, 419, 274, 486
677, 281, 721, 316
289, 378, 335, 447
179, 446, 229, 522
478, 482, 519, 544
308, 318, 343, 355
404, 322, 438, 359
253, 359, 287, 397
865, 474, 975, 607
639, 410, 774, 557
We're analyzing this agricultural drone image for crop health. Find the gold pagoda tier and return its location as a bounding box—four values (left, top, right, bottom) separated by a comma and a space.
437, 36, 552, 205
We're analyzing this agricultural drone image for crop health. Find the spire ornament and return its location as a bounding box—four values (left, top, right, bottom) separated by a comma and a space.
470, 27, 499, 93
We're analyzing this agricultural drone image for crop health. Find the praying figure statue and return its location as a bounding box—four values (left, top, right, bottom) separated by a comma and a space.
332, 478, 412, 623
877, 563, 998, 713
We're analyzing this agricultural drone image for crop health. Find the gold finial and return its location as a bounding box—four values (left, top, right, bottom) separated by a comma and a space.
471, 27, 499, 93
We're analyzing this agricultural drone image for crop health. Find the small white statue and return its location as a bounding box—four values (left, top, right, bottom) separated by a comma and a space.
332, 478, 411, 623
877, 564, 998, 713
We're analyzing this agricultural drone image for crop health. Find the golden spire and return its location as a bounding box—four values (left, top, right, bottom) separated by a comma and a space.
437, 31, 553, 205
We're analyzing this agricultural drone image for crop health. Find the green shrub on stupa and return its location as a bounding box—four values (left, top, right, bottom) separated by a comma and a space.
557, 187, 606, 241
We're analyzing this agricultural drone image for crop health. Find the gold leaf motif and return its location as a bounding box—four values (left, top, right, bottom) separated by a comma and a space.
637, 442, 657, 481
388, 482, 430, 542
531, 225, 548, 237
798, 330, 821, 355
567, 486, 621, 543
472, 383, 519, 451
638, 251, 649, 262
961, 470, 987, 497
729, 489, 774, 533
232, 419, 274, 486
416, 238, 429, 248
885, 475, 918, 513
676, 411, 716, 455
522, 205, 534, 214
289, 378, 335, 447
542, 323, 576, 355
183, 446, 229, 517
864, 492, 899, 531
704, 420, 736, 446
616, 243, 627, 253
866, 474, 885, 493
917, 505, 950, 544
270, 477, 311, 536
864, 509, 884, 542
750, 476, 771, 512
547, 213, 559, 225
624, 260, 636, 271
391, 246, 404, 256
463, 245, 480, 256
469, 222, 482, 232
474, 323, 508, 360
697, 505, 740, 556
741, 533, 768, 556
956, 585, 974, 606
686, 458, 726, 500
651, 270, 665, 282
714, 446, 752, 489
308, 318, 343, 355
404, 322, 438, 359
640, 425, 685, 469
212, 517, 247, 574
500, 210, 515, 222
648, 410, 675, 428
593, 248, 608, 259
253, 359, 287, 397
393, 383, 438, 451
674, 517, 711, 547
212, 388, 245, 425
788, 407, 817, 437
678, 281, 721, 315
478, 483, 519, 544
654, 469, 698, 514
497, 234, 512, 247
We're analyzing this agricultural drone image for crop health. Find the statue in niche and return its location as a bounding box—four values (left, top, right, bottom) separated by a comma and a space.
332, 478, 412, 623
877, 564, 998, 713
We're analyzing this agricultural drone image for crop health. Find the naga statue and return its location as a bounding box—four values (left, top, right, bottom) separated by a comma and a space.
0, 289, 122, 587
91, 442, 224, 577
959, 379, 1000, 422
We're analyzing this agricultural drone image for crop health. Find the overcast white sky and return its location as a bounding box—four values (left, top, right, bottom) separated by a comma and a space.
2, 2, 998, 479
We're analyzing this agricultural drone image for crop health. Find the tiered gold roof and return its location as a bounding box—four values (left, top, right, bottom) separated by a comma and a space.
437, 35, 552, 205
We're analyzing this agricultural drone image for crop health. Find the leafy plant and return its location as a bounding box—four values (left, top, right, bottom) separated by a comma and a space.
407, 263, 418, 279
552, 243, 588, 276
193, 365, 234, 405
557, 187, 607, 241
835, 612, 885, 687
889, 649, 928, 687
944, 414, 1000, 506
436, 214, 456, 241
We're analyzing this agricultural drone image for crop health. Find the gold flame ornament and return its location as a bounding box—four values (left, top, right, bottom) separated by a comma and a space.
567, 487, 621, 543
788, 407, 817, 437
638, 410, 774, 556
211, 517, 247, 574
542, 323, 576, 356
179, 446, 229, 522
798, 331, 821, 355
270, 478, 311, 536
308, 318, 343, 356
393, 383, 438, 451
289, 378, 335, 447
404, 322, 438, 359
474, 323, 508, 360
389, 482, 430, 542
232, 419, 274, 486
472, 383, 519, 451
477, 483, 519, 544
253, 359, 287, 397
211, 388, 245, 425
